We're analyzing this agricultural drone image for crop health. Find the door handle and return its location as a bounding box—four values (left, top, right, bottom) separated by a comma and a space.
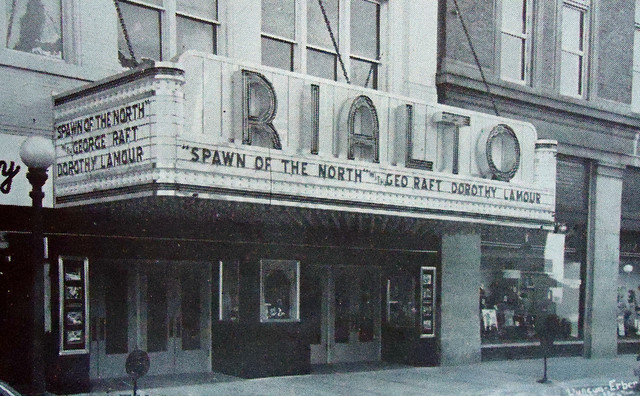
100, 318, 106, 342
91, 317, 97, 342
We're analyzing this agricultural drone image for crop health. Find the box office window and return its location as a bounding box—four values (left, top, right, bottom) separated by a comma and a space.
219, 260, 239, 322
386, 273, 417, 328
4, 0, 63, 59
260, 259, 300, 322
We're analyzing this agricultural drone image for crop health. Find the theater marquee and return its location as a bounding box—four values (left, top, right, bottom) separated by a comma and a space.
52, 53, 556, 228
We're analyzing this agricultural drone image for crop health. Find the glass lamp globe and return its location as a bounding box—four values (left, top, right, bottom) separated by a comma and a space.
20, 136, 55, 169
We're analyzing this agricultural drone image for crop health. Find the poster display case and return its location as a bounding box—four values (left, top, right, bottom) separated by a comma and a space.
420, 266, 436, 338
58, 256, 89, 355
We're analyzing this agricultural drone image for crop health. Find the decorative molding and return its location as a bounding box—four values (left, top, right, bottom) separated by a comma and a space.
53, 64, 184, 106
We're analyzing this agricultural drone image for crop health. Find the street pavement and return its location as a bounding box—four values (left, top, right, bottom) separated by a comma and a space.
73, 355, 640, 395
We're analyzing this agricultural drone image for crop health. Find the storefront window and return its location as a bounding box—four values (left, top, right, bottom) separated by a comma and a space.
617, 240, 640, 339
480, 230, 581, 343
219, 260, 239, 322
260, 259, 300, 322
618, 166, 640, 339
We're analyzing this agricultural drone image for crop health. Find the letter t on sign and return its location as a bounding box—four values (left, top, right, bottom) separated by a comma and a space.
432, 112, 470, 175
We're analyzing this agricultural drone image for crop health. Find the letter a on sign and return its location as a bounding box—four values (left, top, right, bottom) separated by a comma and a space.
347, 95, 379, 163
242, 70, 282, 149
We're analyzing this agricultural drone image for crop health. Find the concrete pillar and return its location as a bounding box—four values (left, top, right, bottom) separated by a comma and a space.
584, 162, 624, 358
440, 231, 481, 365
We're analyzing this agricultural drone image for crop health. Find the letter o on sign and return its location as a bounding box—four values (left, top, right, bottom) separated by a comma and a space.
476, 124, 520, 182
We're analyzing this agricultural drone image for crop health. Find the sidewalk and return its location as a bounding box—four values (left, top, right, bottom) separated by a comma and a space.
73, 355, 640, 395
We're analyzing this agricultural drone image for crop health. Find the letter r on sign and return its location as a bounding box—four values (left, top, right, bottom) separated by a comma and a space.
242, 70, 282, 149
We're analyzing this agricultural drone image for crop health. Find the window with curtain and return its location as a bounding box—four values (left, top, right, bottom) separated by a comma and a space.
5, 0, 63, 58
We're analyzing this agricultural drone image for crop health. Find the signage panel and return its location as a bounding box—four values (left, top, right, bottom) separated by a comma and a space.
55, 100, 152, 178
0, 134, 54, 207
51, 55, 556, 227
177, 144, 552, 207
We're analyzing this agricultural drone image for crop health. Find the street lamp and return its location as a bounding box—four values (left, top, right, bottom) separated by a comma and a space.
19, 136, 55, 395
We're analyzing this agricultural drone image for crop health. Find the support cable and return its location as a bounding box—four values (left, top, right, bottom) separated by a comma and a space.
113, 0, 139, 67
363, 55, 381, 89
451, 0, 500, 117
316, 0, 350, 84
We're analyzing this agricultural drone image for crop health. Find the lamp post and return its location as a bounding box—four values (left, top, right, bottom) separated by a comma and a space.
20, 136, 55, 395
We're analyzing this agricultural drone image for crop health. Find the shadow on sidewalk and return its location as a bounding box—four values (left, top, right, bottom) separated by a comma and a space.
311, 361, 410, 375
89, 371, 241, 394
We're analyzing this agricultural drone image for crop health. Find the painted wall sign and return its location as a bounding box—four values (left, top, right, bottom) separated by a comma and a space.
0, 134, 53, 207
58, 256, 89, 355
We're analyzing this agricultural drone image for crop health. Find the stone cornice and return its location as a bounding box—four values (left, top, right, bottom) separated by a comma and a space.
436, 71, 640, 132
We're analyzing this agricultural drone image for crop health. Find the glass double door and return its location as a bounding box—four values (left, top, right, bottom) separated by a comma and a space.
90, 261, 211, 379
309, 266, 381, 364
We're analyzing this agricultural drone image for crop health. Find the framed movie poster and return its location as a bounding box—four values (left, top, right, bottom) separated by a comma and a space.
420, 266, 436, 338
59, 256, 89, 355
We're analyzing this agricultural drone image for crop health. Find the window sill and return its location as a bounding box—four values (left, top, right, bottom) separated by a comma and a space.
617, 338, 640, 343
482, 340, 583, 348
0, 48, 122, 83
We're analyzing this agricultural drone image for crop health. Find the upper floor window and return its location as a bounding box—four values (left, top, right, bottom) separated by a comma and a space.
261, 0, 295, 71
560, 1, 589, 98
262, 0, 382, 90
4, 0, 62, 59
632, 2, 640, 112
117, 0, 217, 68
500, 0, 531, 83
350, 0, 380, 88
